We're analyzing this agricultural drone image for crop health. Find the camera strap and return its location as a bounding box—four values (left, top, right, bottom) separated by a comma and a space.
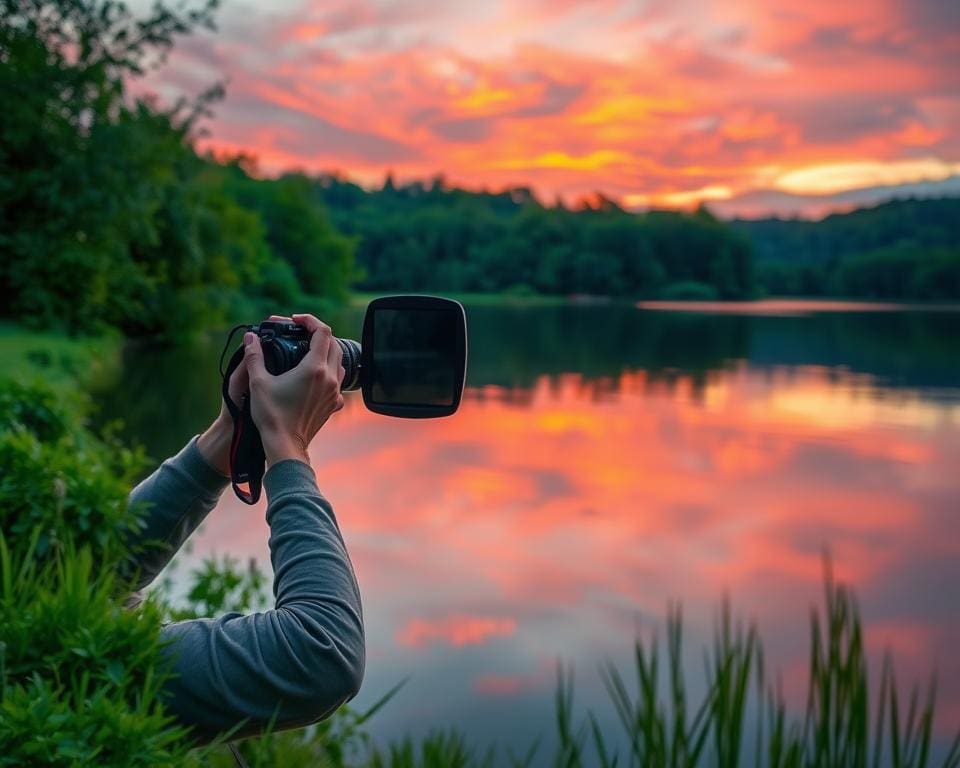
222, 345, 266, 505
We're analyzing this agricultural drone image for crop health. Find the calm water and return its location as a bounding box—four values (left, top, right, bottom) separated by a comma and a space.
94, 300, 960, 757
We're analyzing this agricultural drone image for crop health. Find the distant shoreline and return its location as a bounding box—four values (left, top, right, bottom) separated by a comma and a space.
350, 292, 960, 312
636, 298, 960, 315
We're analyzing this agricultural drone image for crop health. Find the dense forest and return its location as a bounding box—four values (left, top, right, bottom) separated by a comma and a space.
313, 178, 960, 302
312, 176, 754, 300
735, 198, 960, 299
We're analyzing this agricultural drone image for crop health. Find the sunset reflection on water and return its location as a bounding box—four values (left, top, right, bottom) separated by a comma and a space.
184, 360, 960, 749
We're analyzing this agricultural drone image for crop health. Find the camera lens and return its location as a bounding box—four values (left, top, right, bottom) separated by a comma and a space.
337, 338, 362, 392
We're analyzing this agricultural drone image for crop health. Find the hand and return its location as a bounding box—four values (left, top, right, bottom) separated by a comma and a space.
197, 315, 290, 476
243, 313, 346, 468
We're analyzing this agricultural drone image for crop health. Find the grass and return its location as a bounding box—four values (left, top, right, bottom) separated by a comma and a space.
543, 560, 960, 768
0, 323, 119, 390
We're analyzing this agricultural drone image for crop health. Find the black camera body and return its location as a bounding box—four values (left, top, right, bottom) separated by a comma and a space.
247, 295, 467, 419
221, 295, 468, 504
256, 321, 362, 391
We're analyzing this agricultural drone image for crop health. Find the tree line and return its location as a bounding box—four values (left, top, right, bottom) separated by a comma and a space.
735, 197, 960, 300
314, 175, 756, 300
314, 176, 960, 302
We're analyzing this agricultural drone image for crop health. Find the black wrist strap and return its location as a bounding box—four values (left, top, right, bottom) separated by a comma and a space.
222, 346, 265, 505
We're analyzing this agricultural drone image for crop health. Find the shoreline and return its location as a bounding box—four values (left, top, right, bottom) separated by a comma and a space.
350, 291, 960, 312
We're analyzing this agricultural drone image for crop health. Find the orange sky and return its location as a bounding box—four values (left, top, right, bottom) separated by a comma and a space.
148, 0, 960, 215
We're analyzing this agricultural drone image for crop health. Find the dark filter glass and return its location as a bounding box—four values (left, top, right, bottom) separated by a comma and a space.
370, 308, 459, 406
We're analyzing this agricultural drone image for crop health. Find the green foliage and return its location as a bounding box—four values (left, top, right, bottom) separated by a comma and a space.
0, 544, 194, 766
0, 323, 119, 390
0, 0, 355, 338
739, 198, 960, 300
166, 555, 270, 622
228, 170, 359, 301
0, 378, 70, 442
0, 379, 146, 564
836, 246, 960, 300
313, 177, 754, 300
0, 377, 196, 766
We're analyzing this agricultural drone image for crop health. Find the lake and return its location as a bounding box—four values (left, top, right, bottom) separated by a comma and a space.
94, 299, 960, 760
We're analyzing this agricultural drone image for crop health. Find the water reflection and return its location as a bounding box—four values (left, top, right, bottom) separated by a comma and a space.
92, 304, 960, 755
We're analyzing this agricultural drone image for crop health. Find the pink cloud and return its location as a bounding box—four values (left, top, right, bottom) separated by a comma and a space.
139, 0, 960, 214
396, 615, 517, 648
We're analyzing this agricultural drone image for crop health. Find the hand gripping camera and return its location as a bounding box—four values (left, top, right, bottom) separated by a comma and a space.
220, 295, 468, 503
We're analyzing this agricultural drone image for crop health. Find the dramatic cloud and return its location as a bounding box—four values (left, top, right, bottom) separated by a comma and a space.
145, 0, 960, 214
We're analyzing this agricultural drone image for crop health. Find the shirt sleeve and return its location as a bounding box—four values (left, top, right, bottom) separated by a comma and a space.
125, 437, 230, 593
157, 459, 365, 742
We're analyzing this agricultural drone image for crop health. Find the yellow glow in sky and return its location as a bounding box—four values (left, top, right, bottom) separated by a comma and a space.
775, 159, 960, 196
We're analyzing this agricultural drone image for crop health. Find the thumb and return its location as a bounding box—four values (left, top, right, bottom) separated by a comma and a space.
243, 332, 267, 380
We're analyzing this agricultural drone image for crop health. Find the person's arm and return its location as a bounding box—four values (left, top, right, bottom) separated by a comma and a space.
158, 459, 364, 740
158, 313, 363, 740
125, 421, 232, 593
124, 321, 258, 593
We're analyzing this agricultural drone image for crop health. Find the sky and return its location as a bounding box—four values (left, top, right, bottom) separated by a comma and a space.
145, 0, 960, 218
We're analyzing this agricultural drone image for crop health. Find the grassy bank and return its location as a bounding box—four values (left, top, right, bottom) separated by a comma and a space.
0, 323, 120, 389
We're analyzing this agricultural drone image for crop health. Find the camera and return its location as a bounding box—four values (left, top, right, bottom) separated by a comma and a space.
220, 295, 468, 503
255, 321, 363, 391
248, 295, 467, 417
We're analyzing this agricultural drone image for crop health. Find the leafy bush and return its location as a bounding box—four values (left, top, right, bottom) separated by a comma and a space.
0, 378, 195, 766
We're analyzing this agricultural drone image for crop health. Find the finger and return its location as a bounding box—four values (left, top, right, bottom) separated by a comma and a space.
230, 356, 250, 392
267, 314, 292, 323
292, 313, 332, 362
327, 335, 344, 384
243, 332, 267, 381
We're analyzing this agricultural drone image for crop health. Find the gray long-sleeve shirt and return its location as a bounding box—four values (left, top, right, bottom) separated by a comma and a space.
127, 437, 365, 743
